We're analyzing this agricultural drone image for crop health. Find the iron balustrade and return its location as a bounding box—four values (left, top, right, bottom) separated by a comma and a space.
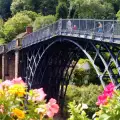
0, 19, 120, 53
6, 40, 16, 52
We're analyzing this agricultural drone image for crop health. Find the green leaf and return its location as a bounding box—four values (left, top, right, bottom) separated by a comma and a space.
99, 114, 110, 120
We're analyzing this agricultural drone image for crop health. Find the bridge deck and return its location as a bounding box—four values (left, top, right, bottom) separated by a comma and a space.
0, 19, 120, 53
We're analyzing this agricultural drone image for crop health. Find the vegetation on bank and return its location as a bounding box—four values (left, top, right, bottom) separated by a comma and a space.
0, 0, 120, 44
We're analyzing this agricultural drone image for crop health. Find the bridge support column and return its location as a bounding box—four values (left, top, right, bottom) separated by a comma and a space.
2, 54, 5, 81
15, 50, 19, 78
2, 54, 8, 81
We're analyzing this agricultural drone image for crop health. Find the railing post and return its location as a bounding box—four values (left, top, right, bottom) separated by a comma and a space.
94, 19, 96, 33
79, 19, 80, 36
58, 18, 62, 35
112, 20, 115, 42
86, 19, 87, 32
102, 21, 104, 40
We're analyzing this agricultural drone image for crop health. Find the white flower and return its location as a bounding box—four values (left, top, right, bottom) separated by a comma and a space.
82, 103, 88, 109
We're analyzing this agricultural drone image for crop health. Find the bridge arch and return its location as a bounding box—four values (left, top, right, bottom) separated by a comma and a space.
21, 36, 120, 108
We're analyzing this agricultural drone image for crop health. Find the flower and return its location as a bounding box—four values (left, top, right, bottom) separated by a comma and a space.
12, 77, 26, 86
9, 84, 26, 97
104, 82, 115, 94
12, 108, 25, 119
96, 93, 108, 105
95, 82, 120, 120
0, 77, 59, 120
1, 80, 13, 87
46, 98, 59, 118
96, 82, 115, 106
82, 103, 88, 109
29, 88, 46, 102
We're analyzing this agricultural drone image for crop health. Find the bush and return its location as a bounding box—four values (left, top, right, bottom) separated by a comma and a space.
33, 15, 56, 31
71, 59, 99, 86
64, 84, 103, 118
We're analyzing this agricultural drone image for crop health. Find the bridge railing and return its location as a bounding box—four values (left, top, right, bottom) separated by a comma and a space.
6, 40, 16, 52
61, 19, 120, 40
22, 20, 60, 48
5, 19, 120, 51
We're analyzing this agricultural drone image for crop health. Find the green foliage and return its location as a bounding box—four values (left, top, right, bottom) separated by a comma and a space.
68, 0, 115, 19
0, 30, 5, 44
65, 84, 103, 118
34, 0, 58, 15
116, 10, 120, 20
33, 15, 56, 31
0, 38, 5, 45
19, 10, 39, 21
10, 0, 34, 15
56, 2, 68, 20
71, 59, 98, 86
3, 12, 32, 42
10, 0, 58, 16
67, 101, 89, 120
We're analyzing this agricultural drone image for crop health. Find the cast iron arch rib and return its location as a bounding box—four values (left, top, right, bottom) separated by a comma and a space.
21, 36, 120, 106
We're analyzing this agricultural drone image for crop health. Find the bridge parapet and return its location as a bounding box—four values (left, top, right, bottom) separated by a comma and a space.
6, 40, 16, 52
22, 20, 60, 48
1, 19, 120, 52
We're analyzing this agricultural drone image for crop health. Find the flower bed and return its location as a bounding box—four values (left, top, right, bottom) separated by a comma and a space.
0, 77, 59, 120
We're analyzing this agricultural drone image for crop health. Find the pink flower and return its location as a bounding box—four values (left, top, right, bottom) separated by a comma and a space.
46, 98, 59, 118
96, 93, 108, 106
96, 82, 115, 106
11, 77, 26, 86
104, 82, 115, 94
32, 88, 46, 102
1, 80, 13, 87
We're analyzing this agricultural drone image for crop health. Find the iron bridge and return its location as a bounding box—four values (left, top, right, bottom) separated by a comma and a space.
1, 19, 120, 107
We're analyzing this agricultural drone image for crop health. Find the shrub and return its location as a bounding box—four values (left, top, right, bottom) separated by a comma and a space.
71, 59, 99, 86
67, 101, 89, 120
64, 84, 103, 118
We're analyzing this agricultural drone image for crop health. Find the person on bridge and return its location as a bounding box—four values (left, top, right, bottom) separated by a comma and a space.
98, 22, 103, 32
66, 20, 72, 32
73, 25, 77, 30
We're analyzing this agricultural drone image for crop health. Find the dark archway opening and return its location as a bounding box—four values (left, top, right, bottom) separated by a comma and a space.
32, 39, 103, 107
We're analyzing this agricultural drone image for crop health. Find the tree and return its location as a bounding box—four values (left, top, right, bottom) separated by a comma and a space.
34, 0, 58, 15
55, 2, 68, 20
104, 0, 120, 13
0, 0, 12, 19
11, 0, 58, 15
68, 0, 115, 19
3, 12, 32, 42
33, 15, 55, 31
10, 0, 34, 15
19, 10, 39, 21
